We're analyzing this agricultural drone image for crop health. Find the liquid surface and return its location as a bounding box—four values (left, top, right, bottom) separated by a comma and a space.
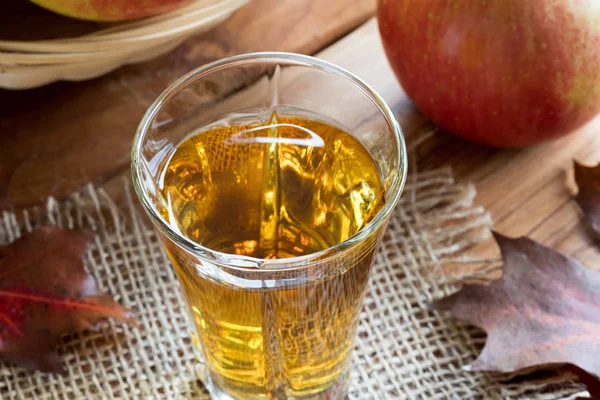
159, 109, 385, 398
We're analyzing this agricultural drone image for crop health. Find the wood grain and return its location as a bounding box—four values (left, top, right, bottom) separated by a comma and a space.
105, 18, 600, 270
0, 0, 375, 208
321, 20, 600, 266
5, 11, 600, 270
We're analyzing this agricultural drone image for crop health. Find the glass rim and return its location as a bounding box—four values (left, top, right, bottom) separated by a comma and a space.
131, 51, 408, 271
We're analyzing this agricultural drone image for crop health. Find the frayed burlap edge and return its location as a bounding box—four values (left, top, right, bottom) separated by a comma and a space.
0, 164, 588, 399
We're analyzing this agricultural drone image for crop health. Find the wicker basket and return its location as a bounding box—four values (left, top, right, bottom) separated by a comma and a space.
0, 0, 248, 89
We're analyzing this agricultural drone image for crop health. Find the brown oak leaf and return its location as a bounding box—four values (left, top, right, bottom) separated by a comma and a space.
556, 365, 600, 399
0, 226, 135, 373
574, 161, 600, 240
434, 232, 600, 392
570, 366, 600, 399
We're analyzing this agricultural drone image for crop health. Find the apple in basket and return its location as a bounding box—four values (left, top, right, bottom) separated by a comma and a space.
30, 0, 195, 21
377, 0, 600, 148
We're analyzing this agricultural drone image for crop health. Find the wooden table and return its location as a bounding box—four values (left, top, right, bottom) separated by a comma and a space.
0, 0, 375, 208
2, 0, 600, 267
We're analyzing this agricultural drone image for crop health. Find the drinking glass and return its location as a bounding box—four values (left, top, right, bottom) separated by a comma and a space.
132, 52, 407, 400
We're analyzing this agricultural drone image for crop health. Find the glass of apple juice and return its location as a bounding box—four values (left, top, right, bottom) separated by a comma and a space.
132, 52, 407, 400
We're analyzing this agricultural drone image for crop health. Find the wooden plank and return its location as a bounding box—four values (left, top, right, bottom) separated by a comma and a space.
317, 19, 600, 265
102, 17, 600, 270
6, 14, 600, 270
0, 0, 375, 208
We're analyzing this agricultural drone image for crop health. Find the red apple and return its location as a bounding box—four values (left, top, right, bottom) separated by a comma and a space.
30, 0, 194, 21
377, 0, 600, 147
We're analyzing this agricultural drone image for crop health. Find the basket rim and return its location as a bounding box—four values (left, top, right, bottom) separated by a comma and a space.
0, 0, 247, 54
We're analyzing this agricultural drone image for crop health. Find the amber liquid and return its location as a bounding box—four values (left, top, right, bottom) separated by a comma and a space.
159, 108, 384, 399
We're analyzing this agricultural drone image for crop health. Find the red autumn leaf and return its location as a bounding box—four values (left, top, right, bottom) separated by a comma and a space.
574, 161, 600, 240
434, 231, 600, 394
0, 226, 135, 373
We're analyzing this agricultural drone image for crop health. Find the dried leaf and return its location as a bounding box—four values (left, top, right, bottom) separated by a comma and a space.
0, 226, 135, 373
566, 365, 600, 400
574, 161, 600, 240
434, 232, 600, 387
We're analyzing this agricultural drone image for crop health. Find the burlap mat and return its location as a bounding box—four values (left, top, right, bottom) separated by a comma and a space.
0, 166, 588, 399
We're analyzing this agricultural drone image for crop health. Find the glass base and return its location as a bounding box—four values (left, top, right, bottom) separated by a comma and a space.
195, 362, 350, 400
